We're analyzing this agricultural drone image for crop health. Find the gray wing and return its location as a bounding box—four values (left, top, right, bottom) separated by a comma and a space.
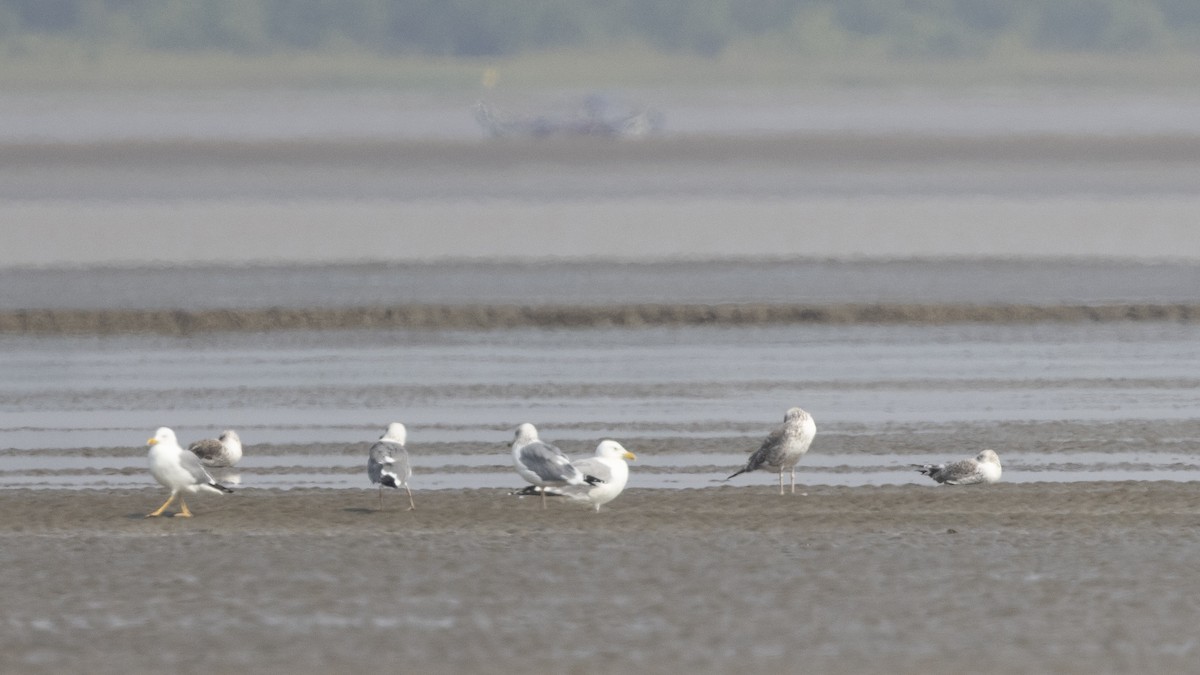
367, 440, 401, 484
392, 445, 412, 481
745, 425, 788, 471
368, 440, 396, 465
570, 457, 614, 485
937, 459, 983, 484
178, 450, 217, 485
188, 438, 224, 464
519, 441, 581, 483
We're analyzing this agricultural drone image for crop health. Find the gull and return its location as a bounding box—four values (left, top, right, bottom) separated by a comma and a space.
513, 440, 637, 512
367, 422, 415, 511
727, 407, 817, 495
511, 423, 601, 509
915, 449, 1002, 485
145, 427, 233, 518
188, 429, 243, 468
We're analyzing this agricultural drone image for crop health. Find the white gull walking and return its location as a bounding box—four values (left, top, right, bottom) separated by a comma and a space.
146, 427, 233, 518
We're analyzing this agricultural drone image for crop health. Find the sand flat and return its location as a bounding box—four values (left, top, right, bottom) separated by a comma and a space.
2, 483, 1198, 674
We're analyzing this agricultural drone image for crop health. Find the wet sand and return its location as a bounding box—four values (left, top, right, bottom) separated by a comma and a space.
3, 483, 1199, 674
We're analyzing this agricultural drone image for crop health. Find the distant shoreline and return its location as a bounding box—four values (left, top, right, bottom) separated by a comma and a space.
5, 303, 1200, 334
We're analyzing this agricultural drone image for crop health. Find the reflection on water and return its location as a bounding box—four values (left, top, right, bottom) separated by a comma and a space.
3, 451, 1198, 490
4, 323, 1200, 447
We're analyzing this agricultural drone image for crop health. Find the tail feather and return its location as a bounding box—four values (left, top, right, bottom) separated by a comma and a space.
510, 485, 568, 498
914, 464, 939, 477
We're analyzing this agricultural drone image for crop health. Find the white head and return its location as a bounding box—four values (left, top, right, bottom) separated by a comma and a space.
147, 427, 178, 448
381, 422, 407, 445
784, 407, 810, 422
512, 423, 539, 446
977, 449, 1000, 466
595, 440, 636, 462
219, 429, 241, 445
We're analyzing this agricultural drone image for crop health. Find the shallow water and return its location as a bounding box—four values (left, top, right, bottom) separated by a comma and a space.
8, 259, 1200, 310
5, 449, 1200, 490
3, 321, 1200, 488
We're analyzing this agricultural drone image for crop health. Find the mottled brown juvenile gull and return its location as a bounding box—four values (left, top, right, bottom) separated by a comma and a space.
367, 422, 414, 510
146, 427, 233, 518
188, 429, 243, 468
513, 440, 636, 512
915, 449, 1002, 485
510, 423, 601, 509
727, 407, 817, 495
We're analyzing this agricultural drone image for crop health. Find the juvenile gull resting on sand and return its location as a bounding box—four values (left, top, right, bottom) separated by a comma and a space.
915, 449, 1002, 485
146, 427, 233, 518
188, 429, 243, 468
513, 440, 636, 512
727, 407, 817, 495
511, 423, 602, 509
367, 422, 414, 510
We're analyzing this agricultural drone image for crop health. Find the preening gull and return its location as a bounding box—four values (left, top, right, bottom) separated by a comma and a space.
915, 449, 1002, 485
145, 427, 233, 518
511, 423, 601, 509
513, 440, 636, 512
367, 422, 414, 510
727, 407, 817, 495
188, 429, 243, 468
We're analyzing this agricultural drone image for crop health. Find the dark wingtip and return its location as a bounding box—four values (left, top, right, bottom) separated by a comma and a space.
212, 483, 234, 493
583, 474, 605, 486
726, 468, 747, 481
380, 475, 400, 489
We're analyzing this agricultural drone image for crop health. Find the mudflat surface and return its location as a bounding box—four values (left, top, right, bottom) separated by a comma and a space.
3, 484, 1199, 674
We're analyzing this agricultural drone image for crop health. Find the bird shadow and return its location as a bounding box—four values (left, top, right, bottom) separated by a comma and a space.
342, 507, 381, 515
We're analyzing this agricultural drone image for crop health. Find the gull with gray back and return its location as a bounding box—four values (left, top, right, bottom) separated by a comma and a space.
513, 439, 636, 512
188, 429, 243, 468
511, 423, 602, 509
367, 422, 415, 510
915, 449, 1002, 485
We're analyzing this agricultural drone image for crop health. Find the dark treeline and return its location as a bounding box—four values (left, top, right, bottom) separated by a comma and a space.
2, 0, 1199, 57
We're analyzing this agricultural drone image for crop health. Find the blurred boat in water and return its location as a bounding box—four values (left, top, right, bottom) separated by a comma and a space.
474, 94, 664, 139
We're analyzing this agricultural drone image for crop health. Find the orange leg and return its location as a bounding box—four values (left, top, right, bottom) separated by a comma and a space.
146, 492, 177, 518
